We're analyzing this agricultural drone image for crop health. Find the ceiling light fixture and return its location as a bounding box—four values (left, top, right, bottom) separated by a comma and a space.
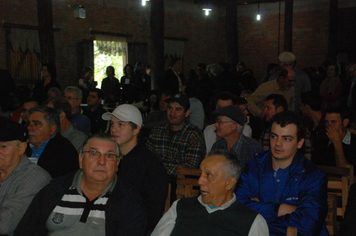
202, 1, 212, 16
257, 3, 261, 21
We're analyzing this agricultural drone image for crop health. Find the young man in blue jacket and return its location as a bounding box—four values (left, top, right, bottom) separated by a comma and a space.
236, 111, 329, 236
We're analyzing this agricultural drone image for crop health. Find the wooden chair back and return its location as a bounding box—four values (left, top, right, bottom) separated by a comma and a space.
176, 165, 201, 199
164, 183, 171, 214
286, 226, 297, 236
318, 165, 354, 217
326, 194, 338, 236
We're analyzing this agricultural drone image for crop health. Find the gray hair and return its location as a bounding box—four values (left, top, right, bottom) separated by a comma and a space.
206, 149, 241, 180
237, 123, 244, 134
64, 86, 83, 99
81, 133, 121, 159
47, 87, 62, 98
28, 106, 60, 133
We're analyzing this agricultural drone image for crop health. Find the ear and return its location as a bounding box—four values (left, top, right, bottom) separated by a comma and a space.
133, 126, 141, 136
185, 109, 191, 118
49, 124, 57, 135
342, 118, 349, 128
18, 142, 28, 155
59, 112, 66, 120
297, 138, 305, 149
226, 177, 238, 191
79, 153, 83, 169
276, 106, 284, 113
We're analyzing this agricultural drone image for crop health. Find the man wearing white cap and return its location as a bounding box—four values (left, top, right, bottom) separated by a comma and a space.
268, 51, 311, 112
102, 104, 168, 233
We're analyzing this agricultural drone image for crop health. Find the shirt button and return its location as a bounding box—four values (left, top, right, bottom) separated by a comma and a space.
277, 179, 280, 182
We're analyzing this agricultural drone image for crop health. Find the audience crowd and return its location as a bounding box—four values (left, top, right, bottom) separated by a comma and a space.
1, 52, 356, 235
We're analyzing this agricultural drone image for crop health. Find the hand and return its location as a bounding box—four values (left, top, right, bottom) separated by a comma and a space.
326, 125, 343, 145
278, 204, 297, 217
251, 197, 260, 202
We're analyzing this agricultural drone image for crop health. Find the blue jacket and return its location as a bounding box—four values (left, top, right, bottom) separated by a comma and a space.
236, 151, 329, 236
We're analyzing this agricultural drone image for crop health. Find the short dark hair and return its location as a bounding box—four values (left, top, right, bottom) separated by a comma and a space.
326, 106, 350, 121
300, 91, 321, 111
82, 65, 93, 77
266, 94, 288, 111
43, 97, 73, 121
28, 106, 60, 133
236, 97, 247, 106
215, 92, 237, 105
170, 58, 181, 67
42, 63, 57, 79
123, 64, 134, 75
270, 111, 306, 141
277, 69, 288, 79
89, 88, 104, 99
161, 90, 175, 98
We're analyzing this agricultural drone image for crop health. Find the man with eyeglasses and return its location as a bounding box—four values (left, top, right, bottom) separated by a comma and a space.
64, 86, 91, 136
268, 51, 311, 112
211, 105, 263, 170
102, 104, 168, 233
15, 133, 147, 236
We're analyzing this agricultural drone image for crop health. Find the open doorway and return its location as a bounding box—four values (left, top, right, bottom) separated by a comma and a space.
93, 36, 128, 88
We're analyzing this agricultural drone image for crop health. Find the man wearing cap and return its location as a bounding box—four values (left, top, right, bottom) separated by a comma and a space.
268, 51, 311, 112
146, 92, 206, 178
247, 68, 296, 118
211, 105, 263, 170
0, 117, 51, 235
102, 104, 168, 233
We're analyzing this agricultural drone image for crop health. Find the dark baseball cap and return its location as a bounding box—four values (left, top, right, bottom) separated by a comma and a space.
213, 105, 246, 126
165, 93, 190, 110
0, 117, 27, 142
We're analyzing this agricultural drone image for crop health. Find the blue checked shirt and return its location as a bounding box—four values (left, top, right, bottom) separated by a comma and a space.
146, 123, 206, 176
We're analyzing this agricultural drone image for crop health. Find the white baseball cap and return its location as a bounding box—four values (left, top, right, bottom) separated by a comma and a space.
102, 104, 143, 128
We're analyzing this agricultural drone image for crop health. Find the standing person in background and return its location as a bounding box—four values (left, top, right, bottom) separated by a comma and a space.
32, 63, 61, 105
319, 63, 343, 110
121, 64, 140, 103
83, 88, 108, 134
157, 58, 184, 94
101, 66, 121, 104
78, 66, 96, 104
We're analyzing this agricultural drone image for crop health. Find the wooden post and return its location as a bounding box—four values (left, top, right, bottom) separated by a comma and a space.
328, 0, 338, 62
284, 0, 293, 52
226, 0, 238, 67
150, 0, 165, 89
37, 0, 56, 64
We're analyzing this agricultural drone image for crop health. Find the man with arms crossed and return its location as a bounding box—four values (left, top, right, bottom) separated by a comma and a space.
152, 150, 268, 236
236, 112, 328, 235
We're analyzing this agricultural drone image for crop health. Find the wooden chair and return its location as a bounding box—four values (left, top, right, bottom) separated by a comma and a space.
163, 183, 171, 214
326, 194, 338, 236
176, 165, 201, 199
318, 165, 354, 217
286, 226, 297, 236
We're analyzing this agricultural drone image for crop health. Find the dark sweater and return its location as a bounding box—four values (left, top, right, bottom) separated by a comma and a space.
117, 142, 168, 232
171, 197, 258, 236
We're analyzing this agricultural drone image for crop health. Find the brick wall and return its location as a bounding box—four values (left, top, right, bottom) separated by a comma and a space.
1, 0, 354, 89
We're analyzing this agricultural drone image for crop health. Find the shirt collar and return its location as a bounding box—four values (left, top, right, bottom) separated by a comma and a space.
342, 130, 351, 145
30, 134, 56, 157
197, 193, 236, 213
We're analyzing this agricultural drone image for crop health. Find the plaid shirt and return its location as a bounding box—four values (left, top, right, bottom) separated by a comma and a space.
259, 128, 312, 160
211, 134, 263, 170
146, 123, 206, 176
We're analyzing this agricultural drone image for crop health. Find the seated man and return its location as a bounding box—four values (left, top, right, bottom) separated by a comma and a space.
236, 112, 329, 235
338, 183, 356, 236
0, 118, 51, 236
14, 133, 147, 235
259, 94, 312, 160
312, 106, 356, 167
204, 92, 252, 154
64, 86, 91, 136
83, 88, 108, 134
211, 105, 263, 170
45, 97, 87, 153
151, 150, 268, 236
146, 93, 206, 177
27, 106, 79, 178
247, 68, 296, 118
102, 104, 168, 232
